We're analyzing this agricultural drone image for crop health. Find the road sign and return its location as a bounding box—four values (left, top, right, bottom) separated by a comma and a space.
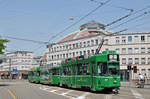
12, 68, 18, 74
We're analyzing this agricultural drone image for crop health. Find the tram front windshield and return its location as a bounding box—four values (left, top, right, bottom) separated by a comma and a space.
97, 62, 119, 76
108, 63, 119, 75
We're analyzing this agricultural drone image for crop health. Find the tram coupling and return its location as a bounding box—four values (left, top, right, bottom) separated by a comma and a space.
113, 87, 120, 95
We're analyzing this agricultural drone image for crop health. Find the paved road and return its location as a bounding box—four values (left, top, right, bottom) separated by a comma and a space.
0, 80, 150, 99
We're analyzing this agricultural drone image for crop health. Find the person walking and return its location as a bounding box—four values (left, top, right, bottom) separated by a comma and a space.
137, 73, 144, 88
144, 73, 148, 84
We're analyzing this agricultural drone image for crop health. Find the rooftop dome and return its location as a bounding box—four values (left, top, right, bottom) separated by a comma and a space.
80, 21, 105, 30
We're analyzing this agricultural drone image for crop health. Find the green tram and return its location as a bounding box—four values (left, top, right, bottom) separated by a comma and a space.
60, 50, 120, 91
28, 67, 40, 83
28, 50, 120, 91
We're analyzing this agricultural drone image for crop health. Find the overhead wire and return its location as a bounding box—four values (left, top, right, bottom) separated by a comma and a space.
34, 0, 112, 53
48, 0, 112, 43
3, 36, 48, 44
109, 11, 150, 30
108, 4, 150, 30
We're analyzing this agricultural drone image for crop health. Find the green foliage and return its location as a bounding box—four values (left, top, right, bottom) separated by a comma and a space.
0, 59, 2, 64
0, 39, 9, 54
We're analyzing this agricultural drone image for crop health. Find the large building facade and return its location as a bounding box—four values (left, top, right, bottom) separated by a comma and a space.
0, 51, 39, 79
46, 21, 150, 81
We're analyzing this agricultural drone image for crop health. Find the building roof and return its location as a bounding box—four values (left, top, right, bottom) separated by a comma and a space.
58, 29, 111, 43
41, 53, 47, 62
58, 21, 111, 43
6, 51, 33, 55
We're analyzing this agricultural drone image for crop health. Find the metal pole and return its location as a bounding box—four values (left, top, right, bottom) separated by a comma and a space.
9, 58, 11, 80
129, 69, 132, 87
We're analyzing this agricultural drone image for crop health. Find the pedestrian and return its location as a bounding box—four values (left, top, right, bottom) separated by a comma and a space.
138, 73, 144, 88
144, 73, 148, 84
138, 73, 144, 82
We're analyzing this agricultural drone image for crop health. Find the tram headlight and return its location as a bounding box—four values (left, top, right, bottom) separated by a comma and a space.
113, 80, 117, 83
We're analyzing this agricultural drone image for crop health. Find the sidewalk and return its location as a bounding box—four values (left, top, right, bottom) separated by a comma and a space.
121, 82, 150, 89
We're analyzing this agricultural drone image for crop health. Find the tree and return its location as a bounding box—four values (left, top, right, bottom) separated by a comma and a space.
0, 38, 9, 54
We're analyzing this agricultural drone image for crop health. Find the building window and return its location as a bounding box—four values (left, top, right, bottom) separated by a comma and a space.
128, 48, 132, 54
91, 50, 94, 54
116, 48, 120, 54
54, 55, 56, 59
73, 52, 75, 57
66, 45, 68, 50
141, 36, 145, 42
66, 54, 68, 58
69, 53, 71, 57
95, 39, 98, 45
147, 47, 150, 53
148, 58, 150, 64
52, 55, 53, 60
147, 35, 150, 42
87, 41, 90, 46
105, 39, 108, 45
128, 58, 132, 64
73, 44, 75, 49
84, 51, 86, 55
76, 52, 78, 56
115, 37, 120, 44
122, 58, 126, 64
122, 36, 126, 44
57, 55, 59, 59
60, 54, 62, 59
63, 46, 65, 50
76, 43, 78, 48
69, 44, 71, 49
91, 40, 94, 46
54, 47, 56, 52
83, 42, 86, 47
122, 48, 126, 54
135, 58, 139, 64
134, 36, 139, 43
128, 36, 132, 42
141, 48, 145, 53
57, 47, 59, 51
87, 50, 90, 55
80, 51, 82, 56
63, 54, 65, 58
134, 48, 139, 53
141, 58, 146, 64
60, 46, 62, 51
80, 42, 82, 48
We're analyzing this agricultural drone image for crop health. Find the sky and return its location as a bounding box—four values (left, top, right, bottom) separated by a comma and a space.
0, 0, 150, 56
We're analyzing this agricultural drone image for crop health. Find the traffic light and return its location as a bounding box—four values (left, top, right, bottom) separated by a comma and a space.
133, 66, 137, 73
127, 64, 132, 70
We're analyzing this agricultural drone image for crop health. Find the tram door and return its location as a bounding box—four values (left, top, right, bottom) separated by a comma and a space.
91, 62, 95, 89
72, 65, 76, 87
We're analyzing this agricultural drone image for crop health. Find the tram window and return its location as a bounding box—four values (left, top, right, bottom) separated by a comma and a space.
37, 71, 40, 76
97, 62, 107, 75
82, 63, 89, 75
63, 67, 67, 75
72, 65, 76, 75
66, 66, 71, 75
28, 71, 34, 76
109, 68, 119, 75
77, 64, 82, 75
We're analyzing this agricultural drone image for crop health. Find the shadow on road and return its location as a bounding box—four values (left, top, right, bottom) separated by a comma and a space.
0, 84, 9, 86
